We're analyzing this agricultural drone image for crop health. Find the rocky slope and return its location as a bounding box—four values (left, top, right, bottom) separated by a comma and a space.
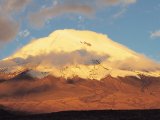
0, 74, 160, 113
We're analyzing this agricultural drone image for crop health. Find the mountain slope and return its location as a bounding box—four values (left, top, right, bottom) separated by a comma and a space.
0, 75, 160, 113
2, 29, 160, 80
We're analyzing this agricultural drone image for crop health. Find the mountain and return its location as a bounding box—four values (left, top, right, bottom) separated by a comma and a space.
0, 29, 160, 114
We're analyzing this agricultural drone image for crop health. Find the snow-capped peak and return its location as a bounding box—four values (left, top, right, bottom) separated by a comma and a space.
9, 29, 139, 61
2, 29, 160, 80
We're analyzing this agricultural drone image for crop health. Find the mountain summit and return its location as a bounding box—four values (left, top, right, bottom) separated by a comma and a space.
0, 29, 160, 113
2, 29, 160, 80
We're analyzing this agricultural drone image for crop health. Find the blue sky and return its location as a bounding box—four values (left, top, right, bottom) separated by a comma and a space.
0, 0, 160, 62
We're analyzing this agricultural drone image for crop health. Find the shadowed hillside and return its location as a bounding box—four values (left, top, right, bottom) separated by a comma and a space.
0, 109, 160, 120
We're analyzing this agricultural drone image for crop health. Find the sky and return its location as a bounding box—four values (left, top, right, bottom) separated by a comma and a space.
0, 0, 160, 62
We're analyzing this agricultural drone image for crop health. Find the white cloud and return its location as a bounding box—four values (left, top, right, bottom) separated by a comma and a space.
112, 8, 126, 18
97, 0, 137, 7
29, 0, 137, 28
151, 30, 160, 38
0, 0, 31, 42
18, 29, 30, 38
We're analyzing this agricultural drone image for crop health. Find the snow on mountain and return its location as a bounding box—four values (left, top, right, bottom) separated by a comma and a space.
2, 29, 160, 80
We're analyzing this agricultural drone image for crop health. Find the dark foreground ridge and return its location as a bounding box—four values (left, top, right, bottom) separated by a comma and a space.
0, 109, 160, 120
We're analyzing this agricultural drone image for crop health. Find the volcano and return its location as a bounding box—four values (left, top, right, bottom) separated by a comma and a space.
0, 29, 160, 114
